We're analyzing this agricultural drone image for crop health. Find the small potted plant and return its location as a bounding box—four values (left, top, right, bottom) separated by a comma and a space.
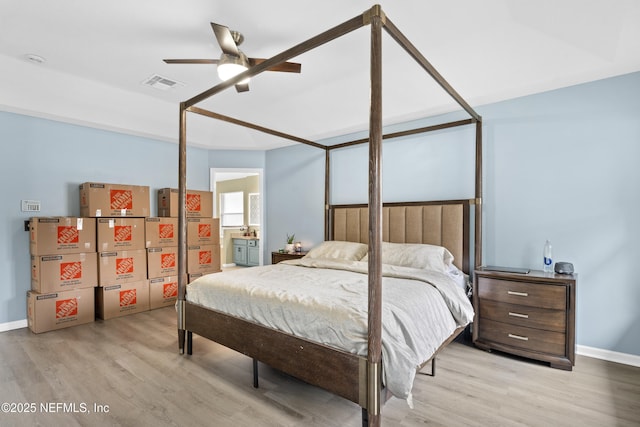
285, 233, 295, 253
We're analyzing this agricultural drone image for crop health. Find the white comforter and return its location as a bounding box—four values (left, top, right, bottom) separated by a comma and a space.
186, 258, 474, 402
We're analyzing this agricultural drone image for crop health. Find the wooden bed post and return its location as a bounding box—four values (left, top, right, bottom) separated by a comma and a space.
475, 119, 483, 268
177, 102, 188, 354
366, 5, 384, 427
324, 148, 331, 241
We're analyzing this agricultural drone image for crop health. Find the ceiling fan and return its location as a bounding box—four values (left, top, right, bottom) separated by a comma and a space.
164, 22, 302, 93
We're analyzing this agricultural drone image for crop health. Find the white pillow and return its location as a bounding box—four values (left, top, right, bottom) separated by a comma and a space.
304, 240, 368, 261
362, 242, 454, 273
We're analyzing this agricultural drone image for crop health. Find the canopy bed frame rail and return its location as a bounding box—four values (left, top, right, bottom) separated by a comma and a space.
176, 5, 482, 426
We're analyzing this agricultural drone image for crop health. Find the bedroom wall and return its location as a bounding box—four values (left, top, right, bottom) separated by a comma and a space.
264, 71, 640, 358
0, 111, 211, 326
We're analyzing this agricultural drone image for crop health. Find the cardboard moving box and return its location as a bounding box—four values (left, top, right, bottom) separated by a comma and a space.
187, 244, 220, 274
147, 247, 178, 278
30, 217, 96, 255
80, 182, 150, 218
95, 280, 150, 319
31, 252, 98, 293
27, 287, 95, 333
149, 276, 178, 309
187, 217, 220, 245
96, 218, 145, 251
157, 188, 213, 218
98, 249, 147, 286
145, 217, 178, 248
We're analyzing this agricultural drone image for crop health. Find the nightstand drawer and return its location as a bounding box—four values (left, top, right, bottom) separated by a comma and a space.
479, 319, 566, 356
477, 277, 566, 310
479, 300, 566, 333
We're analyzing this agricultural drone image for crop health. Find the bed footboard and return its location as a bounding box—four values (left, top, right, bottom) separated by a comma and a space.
185, 301, 368, 406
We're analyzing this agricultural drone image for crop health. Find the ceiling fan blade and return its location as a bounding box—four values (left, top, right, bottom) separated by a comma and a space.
211, 22, 239, 56
235, 83, 250, 93
163, 59, 219, 64
248, 58, 302, 73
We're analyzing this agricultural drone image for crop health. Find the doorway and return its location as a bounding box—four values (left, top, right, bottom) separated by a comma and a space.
210, 168, 264, 267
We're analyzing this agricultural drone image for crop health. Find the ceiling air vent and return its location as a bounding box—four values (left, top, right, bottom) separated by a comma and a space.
142, 74, 183, 91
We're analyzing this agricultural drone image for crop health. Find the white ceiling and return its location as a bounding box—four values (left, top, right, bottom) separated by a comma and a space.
1, 1, 639, 150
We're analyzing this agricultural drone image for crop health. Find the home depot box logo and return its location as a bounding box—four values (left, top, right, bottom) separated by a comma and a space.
199, 250, 212, 266
198, 223, 211, 238
59, 261, 82, 281
119, 288, 137, 307
159, 223, 174, 239
186, 193, 201, 213
161, 253, 176, 269
56, 298, 78, 319
114, 225, 132, 242
163, 282, 178, 299
110, 189, 133, 210
57, 226, 79, 244
116, 257, 134, 275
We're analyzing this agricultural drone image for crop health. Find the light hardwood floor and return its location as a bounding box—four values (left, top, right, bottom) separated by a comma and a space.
1, 307, 638, 426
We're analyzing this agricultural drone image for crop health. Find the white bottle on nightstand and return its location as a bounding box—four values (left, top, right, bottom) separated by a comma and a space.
543, 239, 553, 273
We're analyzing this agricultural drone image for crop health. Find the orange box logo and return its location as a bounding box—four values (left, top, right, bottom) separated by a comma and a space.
161, 253, 176, 268
57, 226, 79, 244
199, 250, 212, 265
186, 194, 201, 213
158, 223, 174, 239
116, 257, 134, 275
60, 262, 82, 280
163, 282, 178, 299
114, 225, 132, 242
56, 298, 78, 318
110, 189, 133, 210
198, 224, 211, 238
119, 289, 137, 307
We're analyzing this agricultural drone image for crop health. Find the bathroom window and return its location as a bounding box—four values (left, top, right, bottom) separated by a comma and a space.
248, 193, 260, 226
220, 191, 244, 227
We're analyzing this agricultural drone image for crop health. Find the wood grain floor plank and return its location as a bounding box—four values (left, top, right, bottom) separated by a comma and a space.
0, 307, 638, 426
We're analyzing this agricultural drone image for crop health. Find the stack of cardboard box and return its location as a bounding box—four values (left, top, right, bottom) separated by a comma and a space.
80, 182, 151, 320
26, 183, 222, 333
27, 217, 98, 333
157, 188, 221, 283
145, 217, 179, 309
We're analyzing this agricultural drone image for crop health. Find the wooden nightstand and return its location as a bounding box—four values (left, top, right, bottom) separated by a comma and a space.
271, 251, 308, 264
472, 268, 576, 370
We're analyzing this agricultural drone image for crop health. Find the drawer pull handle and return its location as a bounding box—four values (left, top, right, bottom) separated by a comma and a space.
508, 333, 529, 341
509, 312, 529, 319
507, 290, 528, 297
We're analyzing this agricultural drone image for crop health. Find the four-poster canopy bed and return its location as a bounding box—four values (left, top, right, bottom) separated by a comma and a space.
175, 5, 483, 426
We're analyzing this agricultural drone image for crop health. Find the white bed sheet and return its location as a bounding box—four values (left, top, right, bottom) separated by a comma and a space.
186, 258, 474, 402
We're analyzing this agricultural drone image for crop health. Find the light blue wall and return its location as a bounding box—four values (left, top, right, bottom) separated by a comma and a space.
208, 149, 265, 169
2, 71, 638, 358
0, 112, 210, 324
264, 71, 640, 357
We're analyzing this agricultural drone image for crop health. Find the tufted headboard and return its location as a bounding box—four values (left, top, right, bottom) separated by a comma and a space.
330, 200, 470, 273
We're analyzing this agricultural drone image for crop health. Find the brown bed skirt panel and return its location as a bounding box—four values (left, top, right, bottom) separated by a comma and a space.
331, 201, 469, 272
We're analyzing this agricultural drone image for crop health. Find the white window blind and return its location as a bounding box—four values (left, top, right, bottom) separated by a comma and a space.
220, 191, 244, 227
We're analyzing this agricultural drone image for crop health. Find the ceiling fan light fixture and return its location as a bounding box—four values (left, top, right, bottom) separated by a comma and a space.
217, 53, 250, 84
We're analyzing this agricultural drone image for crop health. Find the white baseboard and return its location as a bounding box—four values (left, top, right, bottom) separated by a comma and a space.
577, 344, 640, 368
222, 263, 237, 268
0, 319, 28, 333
